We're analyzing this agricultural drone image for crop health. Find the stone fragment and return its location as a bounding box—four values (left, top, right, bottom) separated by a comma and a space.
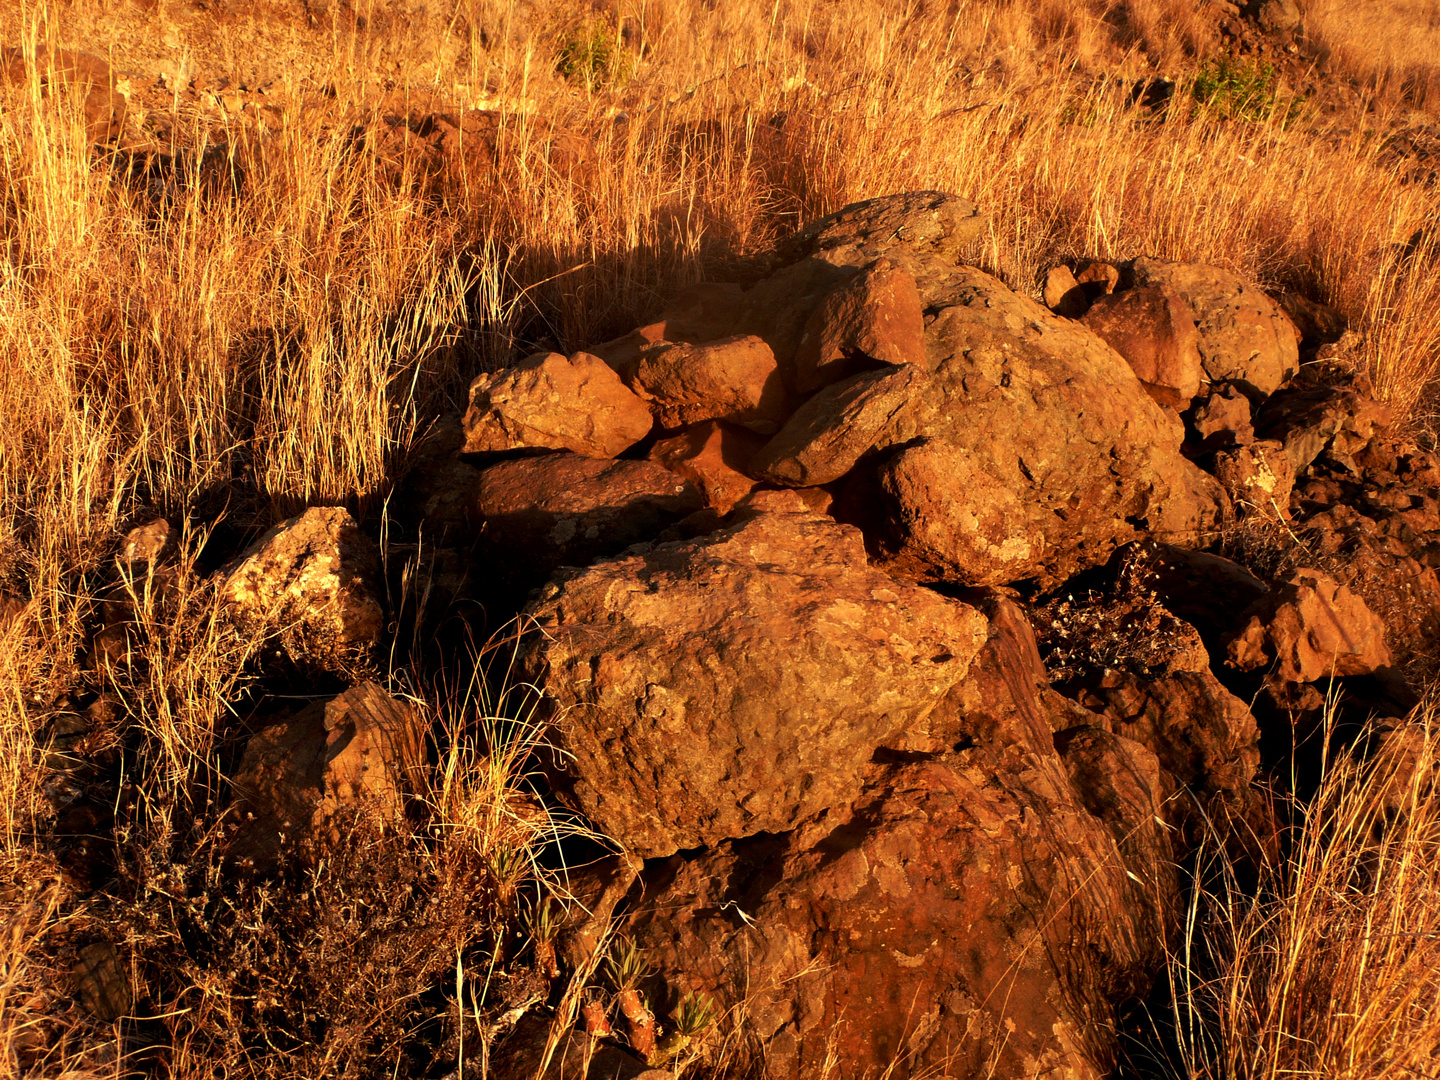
1253, 0, 1301, 32
750, 364, 921, 487
1226, 569, 1394, 682
1082, 284, 1204, 408
74, 942, 131, 1021
473, 454, 702, 584
1254, 381, 1391, 475
647, 421, 764, 513
793, 258, 926, 393
0, 47, 127, 143
229, 683, 427, 868
1190, 382, 1255, 450
220, 507, 383, 669
462, 351, 653, 458
1211, 438, 1295, 519
120, 518, 174, 565
628, 334, 788, 433
1043, 264, 1087, 318
521, 501, 989, 857
1131, 257, 1299, 395
1076, 260, 1121, 298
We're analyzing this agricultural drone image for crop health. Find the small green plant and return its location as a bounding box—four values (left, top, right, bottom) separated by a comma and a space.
555, 18, 634, 92
1191, 57, 1304, 125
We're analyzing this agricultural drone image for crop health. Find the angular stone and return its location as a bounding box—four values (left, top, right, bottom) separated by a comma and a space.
1211, 439, 1295, 519
1076, 260, 1121, 298
521, 502, 989, 857
628, 334, 788, 434
1130, 258, 1299, 395
779, 190, 989, 269
793, 258, 926, 393
229, 683, 427, 869
1082, 285, 1204, 409
462, 351, 653, 458
74, 942, 131, 1021
1043, 264, 1087, 318
647, 421, 764, 514
1254, 381, 1392, 475
1190, 382, 1255, 450
473, 454, 702, 584
1226, 569, 1394, 682
220, 507, 383, 669
749, 364, 922, 487
119, 518, 174, 566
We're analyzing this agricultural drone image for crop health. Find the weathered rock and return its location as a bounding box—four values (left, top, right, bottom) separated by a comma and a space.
1189, 382, 1255, 450
738, 258, 861, 384
793, 258, 926, 393
521, 498, 989, 857
1082, 285, 1204, 409
620, 597, 1172, 1080
655, 281, 746, 343
1139, 543, 1268, 652
778, 189, 989, 270
462, 351, 653, 458
119, 518, 174, 565
1252, 0, 1301, 32
1211, 439, 1295, 519
0, 47, 126, 143
229, 683, 427, 869
647, 421, 764, 514
1076, 260, 1121, 298
1043, 264, 1088, 318
1272, 291, 1347, 348
220, 507, 383, 669
487, 1014, 652, 1080
1131, 258, 1299, 395
74, 942, 132, 1021
749, 364, 922, 487
473, 455, 702, 584
1254, 380, 1391, 475
1226, 569, 1394, 682
628, 334, 788, 433
586, 322, 670, 383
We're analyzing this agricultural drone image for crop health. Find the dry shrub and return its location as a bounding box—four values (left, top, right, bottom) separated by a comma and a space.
1170, 713, 1440, 1079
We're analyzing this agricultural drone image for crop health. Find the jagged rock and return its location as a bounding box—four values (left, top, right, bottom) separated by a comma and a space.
1189, 382, 1255, 450
749, 364, 921, 486
521, 496, 989, 857
1226, 569, 1394, 682
220, 507, 383, 669
462, 351, 654, 458
1131, 257, 1299, 395
628, 334, 788, 434
647, 421, 764, 514
1076, 260, 1121, 298
620, 596, 1173, 1080
472, 454, 702, 585
1254, 379, 1391, 475
119, 518, 174, 565
1082, 284, 1203, 409
778, 189, 989, 270
793, 258, 926, 393
1211, 439, 1295, 518
1044, 263, 1087, 317
229, 683, 427, 869
74, 942, 132, 1021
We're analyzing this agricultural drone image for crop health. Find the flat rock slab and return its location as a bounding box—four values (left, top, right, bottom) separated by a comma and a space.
521, 498, 989, 857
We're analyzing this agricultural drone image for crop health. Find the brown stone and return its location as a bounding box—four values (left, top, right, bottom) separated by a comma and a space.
473, 454, 702, 584
647, 421, 764, 513
1254, 381, 1392, 475
521, 500, 989, 857
584, 322, 669, 382
1043, 264, 1088, 318
628, 334, 788, 434
1076, 260, 1121, 298
1081, 285, 1204, 409
462, 351, 653, 458
793, 258, 926, 393
779, 189, 989, 269
1271, 290, 1348, 347
220, 507, 383, 670
0, 47, 127, 143
1130, 258, 1299, 395
1226, 569, 1394, 682
74, 942, 131, 1021
229, 683, 428, 869
1212, 439, 1295, 519
120, 518, 174, 565
1190, 382, 1255, 449
1139, 544, 1268, 650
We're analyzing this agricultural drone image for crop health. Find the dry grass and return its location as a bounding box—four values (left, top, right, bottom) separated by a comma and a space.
2, 0, 1440, 1075
1302, 0, 1440, 111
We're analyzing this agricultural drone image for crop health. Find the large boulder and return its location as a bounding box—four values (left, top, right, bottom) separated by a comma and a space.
1081, 284, 1204, 409
521, 495, 989, 857
471, 454, 703, 586
220, 507, 383, 669
228, 683, 427, 869
792, 257, 927, 393
462, 351, 654, 458
1130, 258, 1299, 395
618, 597, 1174, 1080
1226, 569, 1394, 682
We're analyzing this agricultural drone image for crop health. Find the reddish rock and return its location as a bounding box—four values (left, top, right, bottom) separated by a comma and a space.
1226, 569, 1394, 682
220, 507, 383, 670
1081, 284, 1204, 409
1190, 382, 1255, 449
0, 47, 126, 143
778, 189, 989, 269
1043, 264, 1088, 317
1211, 439, 1295, 519
655, 281, 746, 343
647, 421, 764, 513
1139, 544, 1268, 650
628, 334, 788, 434
1130, 258, 1299, 395
750, 364, 922, 487
1076, 260, 1121, 298
473, 454, 702, 583
462, 351, 653, 458
229, 683, 427, 869
119, 518, 174, 565
1271, 290, 1348, 347
521, 500, 989, 857
1254, 380, 1391, 475
793, 258, 926, 393
584, 322, 669, 382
